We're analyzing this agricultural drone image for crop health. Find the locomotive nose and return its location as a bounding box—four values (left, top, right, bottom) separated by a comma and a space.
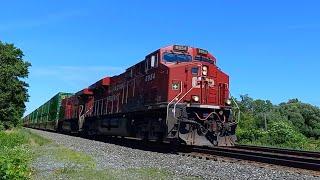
189, 63, 216, 104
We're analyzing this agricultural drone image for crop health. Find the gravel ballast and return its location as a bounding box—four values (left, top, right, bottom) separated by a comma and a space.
29, 129, 320, 180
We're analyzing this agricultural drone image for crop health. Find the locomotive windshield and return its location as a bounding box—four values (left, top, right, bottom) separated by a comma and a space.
163, 53, 192, 63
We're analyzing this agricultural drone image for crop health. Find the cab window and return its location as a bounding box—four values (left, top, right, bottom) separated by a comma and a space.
145, 53, 158, 71
151, 55, 157, 68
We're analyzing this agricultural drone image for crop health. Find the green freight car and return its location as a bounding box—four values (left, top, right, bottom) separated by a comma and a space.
23, 92, 73, 131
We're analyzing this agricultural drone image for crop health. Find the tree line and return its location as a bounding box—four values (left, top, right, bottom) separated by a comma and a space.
235, 95, 320, 150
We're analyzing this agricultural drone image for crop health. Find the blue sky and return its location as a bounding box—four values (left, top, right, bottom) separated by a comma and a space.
1, 0, 319, 114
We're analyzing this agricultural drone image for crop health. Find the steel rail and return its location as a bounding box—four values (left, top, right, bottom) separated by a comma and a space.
235, 144, 320, 159
185, 146, 320, 171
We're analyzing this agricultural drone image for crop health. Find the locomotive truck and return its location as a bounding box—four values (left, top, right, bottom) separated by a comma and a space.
23, 45, 239, 147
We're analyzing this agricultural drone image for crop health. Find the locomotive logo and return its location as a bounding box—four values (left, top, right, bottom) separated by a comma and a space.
172, 83, 180, 90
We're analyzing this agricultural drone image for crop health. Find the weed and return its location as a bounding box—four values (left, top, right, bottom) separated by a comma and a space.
0, 128, 49, 180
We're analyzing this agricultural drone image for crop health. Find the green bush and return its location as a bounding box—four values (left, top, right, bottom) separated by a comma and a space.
0, 129, 37, 180
0, 146, 31, 180
236, 128, 267, 143
237, 120, 311, 150
267, 121, 306, 145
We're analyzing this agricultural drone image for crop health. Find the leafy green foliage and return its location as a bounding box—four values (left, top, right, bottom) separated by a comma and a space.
0, 123, 4, 131
0, 131, 30, 179
0, 41, 31, 129
0, 146, 31, 180
267, 121, 307, 146
279, 100, 320, 138
0, 129, 49, 180
235, 95, 320, 151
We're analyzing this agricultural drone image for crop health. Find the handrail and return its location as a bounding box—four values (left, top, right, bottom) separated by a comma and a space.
229, 92, 241, 124
173, 86, 195, 118
166, 81, 183, 124
222, 83, 241, 124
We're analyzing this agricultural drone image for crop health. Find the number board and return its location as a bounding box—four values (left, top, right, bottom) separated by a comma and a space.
197, 48, 208, 55
173, 45, 188, 52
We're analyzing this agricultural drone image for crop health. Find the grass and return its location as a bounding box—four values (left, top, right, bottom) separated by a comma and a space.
0, 128, 195, 179
33, 145, 177, 179
21, 129, 51, 146
0, 128, 49, 180
52, 146, 96, 169
22, 130, 175, 180
51, 168, 173, 180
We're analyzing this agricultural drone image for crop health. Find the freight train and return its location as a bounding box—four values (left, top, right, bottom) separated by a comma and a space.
23, 45, 239, 147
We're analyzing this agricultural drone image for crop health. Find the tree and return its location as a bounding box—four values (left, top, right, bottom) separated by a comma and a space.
236, 94, 320, 144
279, 100, 320, 138
0, 41, 31, 129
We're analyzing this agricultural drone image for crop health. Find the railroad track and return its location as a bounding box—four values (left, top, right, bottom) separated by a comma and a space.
235, 144, 320, 159
182, 145, 320, 171
28, 128, 320, 171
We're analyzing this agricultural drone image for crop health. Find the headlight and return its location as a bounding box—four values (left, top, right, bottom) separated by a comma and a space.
192, 95, 200, 102
202, 66, 208, 76
202, 66, 208, 71
225, 99, 232, 105
202, 70, 208, 76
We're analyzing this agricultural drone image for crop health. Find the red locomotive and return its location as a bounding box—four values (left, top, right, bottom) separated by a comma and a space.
25, 45, 238, 147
